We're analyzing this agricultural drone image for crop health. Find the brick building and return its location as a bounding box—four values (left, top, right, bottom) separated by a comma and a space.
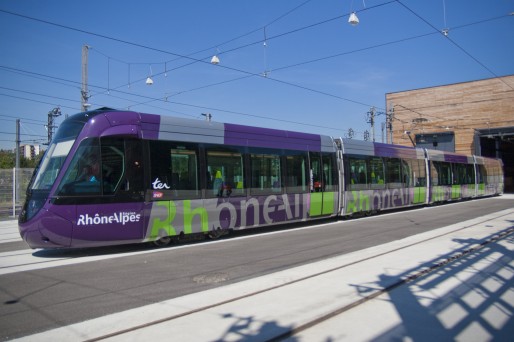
386, 75, 514, 192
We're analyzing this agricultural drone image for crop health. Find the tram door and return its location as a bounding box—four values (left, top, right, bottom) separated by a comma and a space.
309, 152, 337, 217
69, 138, 146, 246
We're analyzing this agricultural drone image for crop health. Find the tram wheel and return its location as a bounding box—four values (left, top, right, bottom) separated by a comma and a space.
208, 228, 228, 240
153, 236, 172, 247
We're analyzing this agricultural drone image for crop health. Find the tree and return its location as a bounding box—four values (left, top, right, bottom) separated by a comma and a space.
0, 150, 42, 169
0, 150, 14, 169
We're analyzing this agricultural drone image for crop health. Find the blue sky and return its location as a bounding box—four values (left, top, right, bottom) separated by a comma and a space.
0, 0, 512, 151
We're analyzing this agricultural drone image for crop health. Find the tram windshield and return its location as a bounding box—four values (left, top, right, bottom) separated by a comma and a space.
29, 118, 86, 191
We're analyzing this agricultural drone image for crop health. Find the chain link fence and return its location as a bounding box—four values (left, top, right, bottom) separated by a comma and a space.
0, 168, 34, 219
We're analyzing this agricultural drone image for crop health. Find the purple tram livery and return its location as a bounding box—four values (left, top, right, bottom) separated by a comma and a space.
19, 109, 504, 249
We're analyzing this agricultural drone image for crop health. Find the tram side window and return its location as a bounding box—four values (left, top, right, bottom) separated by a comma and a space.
431, 162, 439, 186
441, 162, 452, 185
385, 158, 402, 188
310, 152, 322, 192
206, 148, 244, 197
368, 157, 385, 189
489, 165, 498, 185
494, 164, 502, 185
348, 156, 367, 190
250, 152, 281, 195
476, 165, 485, 184
433, 161, 452, 186
285, 151, 308, 193
149, 141, 199, 199
485, 164, 494, 185
407, 158, 426, 187
454, 164, 460, 184
454, 163, 474, 185
171, 148, 199, 197
466, 164, 475, 184
401, 159, 413, 187
322, 153, 337, 192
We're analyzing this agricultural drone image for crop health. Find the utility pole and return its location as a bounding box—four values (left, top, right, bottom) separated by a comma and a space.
14, 119, 20, 208
15, 119, 20, 169
363, 130, 370, 141
46, 107, 61, 145
366, 106, 376, 142
81, 45, 90, 111
347, 128, 354, 139
386, 103, 394, 144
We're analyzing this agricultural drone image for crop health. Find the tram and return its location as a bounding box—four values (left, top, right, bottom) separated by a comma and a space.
19, 109, 503, 248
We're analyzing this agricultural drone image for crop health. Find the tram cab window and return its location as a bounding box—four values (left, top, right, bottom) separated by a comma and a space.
206, 147, 244, 198
149, 141, 200, 199
56, 137, 127, 196
56, 138, 102, 196
250, 151, 281, 195
285, 151, 308, 193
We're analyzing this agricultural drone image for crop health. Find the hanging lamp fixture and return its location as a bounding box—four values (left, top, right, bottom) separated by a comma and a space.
146, 65, 154, 85
348, 0, 365, 26
211, 48, 221, 65
348, 12, 359, 26
210, 55, 220, 65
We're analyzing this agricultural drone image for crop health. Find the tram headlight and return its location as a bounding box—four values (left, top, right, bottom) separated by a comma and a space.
19, 198, 45, 223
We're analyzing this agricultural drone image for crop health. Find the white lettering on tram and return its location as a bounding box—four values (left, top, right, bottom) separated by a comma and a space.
77, 212, 141, 226
152, 178, 171, 190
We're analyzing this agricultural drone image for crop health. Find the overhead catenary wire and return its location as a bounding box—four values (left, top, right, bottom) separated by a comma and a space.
0, 67, 368, 135
0, 113, 46, 124
396, 0, 514, 91
123, 13, 510, 112
0, 92, 78, 111
85, 10, 511, 113
2, 9, 506, 107
0, 2, 396, 105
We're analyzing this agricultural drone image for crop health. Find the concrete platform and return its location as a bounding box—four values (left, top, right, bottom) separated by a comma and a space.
12, 196, 514, 341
